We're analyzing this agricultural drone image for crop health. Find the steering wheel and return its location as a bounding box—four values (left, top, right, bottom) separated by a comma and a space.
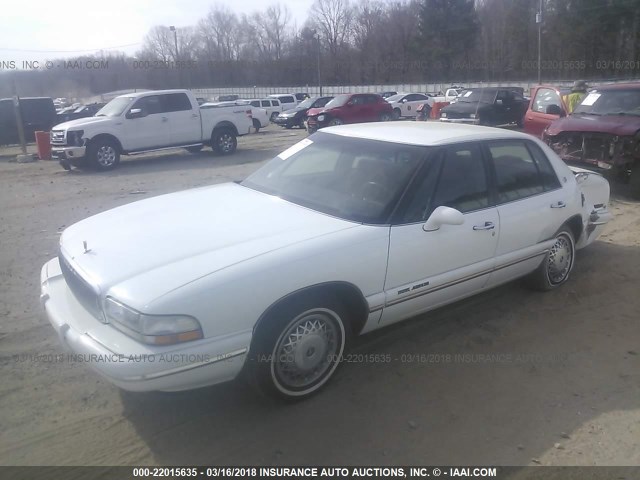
357, 180, 392, 203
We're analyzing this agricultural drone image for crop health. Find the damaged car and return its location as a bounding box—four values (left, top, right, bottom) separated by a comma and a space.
538, 83, 640, 198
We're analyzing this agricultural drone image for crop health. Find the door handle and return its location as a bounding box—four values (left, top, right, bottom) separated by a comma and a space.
161, 116, 168, 122
191, 113, 199, 118
473, 221, 495, 231
550, 201, 566, 208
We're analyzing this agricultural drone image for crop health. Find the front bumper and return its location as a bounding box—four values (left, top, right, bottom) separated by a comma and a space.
439, 117, 480, 125
51, 145, 86, 161
40, 258, 249, 392
273, 116, 298, 127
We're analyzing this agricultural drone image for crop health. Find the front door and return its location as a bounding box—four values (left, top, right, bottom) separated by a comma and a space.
122, 95, 171, 151
523, 87, 566, 138
381, 143, 500, 326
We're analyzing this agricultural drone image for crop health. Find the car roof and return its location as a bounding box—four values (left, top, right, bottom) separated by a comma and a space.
321, 122, 535, 147
591, 82, 640, 90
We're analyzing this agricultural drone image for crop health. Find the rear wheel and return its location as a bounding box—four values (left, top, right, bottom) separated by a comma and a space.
247, 294, 349, 400
270, 112, 278, 122
527, 228, 575, 291
252, 118, 261, 133
212, 128, 237, 155
87, 138, 120, 170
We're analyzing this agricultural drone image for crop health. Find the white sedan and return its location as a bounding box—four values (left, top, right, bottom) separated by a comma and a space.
387, 93, 433, 119
41, 123, 612, 400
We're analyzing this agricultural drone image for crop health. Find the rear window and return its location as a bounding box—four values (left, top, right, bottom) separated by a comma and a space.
162, 93, 192, 112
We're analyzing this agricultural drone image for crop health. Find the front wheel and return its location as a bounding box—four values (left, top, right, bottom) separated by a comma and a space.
247, 294, 349, 400
212, 129, 237, 155
527, 228, 575, 291
380, 112, 392, 122
328, 118, 343, 127
88, 138, 120, 170
392, 108, 401, 120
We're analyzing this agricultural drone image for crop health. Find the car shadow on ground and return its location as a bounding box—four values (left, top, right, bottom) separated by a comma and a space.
119, 240, 640, 466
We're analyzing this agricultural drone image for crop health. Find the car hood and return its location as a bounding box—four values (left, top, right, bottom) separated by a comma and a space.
441, 102, 491, 114
307, 107, 333, 116
60, 183, 357, 302
282, 106, 306, 115
546, 113, 640, 137
52, 116, 112, 130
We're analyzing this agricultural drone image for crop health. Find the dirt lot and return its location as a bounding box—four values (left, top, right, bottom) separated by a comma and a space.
0, 125, 639, 467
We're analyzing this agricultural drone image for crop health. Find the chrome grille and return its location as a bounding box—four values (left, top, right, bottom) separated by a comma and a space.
58, 254, 102, 320
50, 130, 66, 146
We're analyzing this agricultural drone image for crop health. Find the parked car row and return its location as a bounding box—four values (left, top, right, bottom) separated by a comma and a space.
56, 103, 106, 123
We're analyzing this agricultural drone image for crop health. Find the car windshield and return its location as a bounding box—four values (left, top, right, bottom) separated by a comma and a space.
297, 97, 316, 109
456, 89, 497, 103
241, 132, 428, 223
386, 94, 406, 102
323, 94, 350, 108
573, 89, 640, 116
95, 97, 133, 117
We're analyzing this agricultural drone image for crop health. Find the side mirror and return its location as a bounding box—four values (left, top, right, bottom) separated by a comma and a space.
545, 104, 564, 116
423, 206, 465, 232
401, 99, 407, 103
346, 101, 354, 107
126, 108, 146, 119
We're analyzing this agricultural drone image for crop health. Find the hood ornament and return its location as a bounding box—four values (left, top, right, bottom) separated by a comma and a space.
83, 241, 92, 254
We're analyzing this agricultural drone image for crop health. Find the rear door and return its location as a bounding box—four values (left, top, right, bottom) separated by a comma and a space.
162, 93, 201, 145
382, 143, 499, 326
403, 94, 428, 117
524, 87, 567, 138
484, 139, 569, 288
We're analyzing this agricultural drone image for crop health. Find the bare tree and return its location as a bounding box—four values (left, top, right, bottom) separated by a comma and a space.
309, 0, 353, 57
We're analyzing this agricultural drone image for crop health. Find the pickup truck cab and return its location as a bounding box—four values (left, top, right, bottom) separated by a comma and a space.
50, 89, 253, 170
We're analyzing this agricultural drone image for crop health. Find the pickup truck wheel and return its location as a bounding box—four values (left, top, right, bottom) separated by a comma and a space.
88, 139, 120, 170
527, 228, 575, 291
247, 294, 349, 400
392, 108, 401, 120
252, 118, 261, 133
185, 145, 203, 153
270, 112, 278, 122
212, 129, 237, 155
630, 165, 640, 200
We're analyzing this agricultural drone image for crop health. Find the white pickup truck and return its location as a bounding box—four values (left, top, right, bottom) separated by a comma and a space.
50, 89, 253, 170
428, 88, 463, 104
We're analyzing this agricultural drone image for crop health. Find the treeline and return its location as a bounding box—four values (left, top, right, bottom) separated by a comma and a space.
2, 0, 640, 98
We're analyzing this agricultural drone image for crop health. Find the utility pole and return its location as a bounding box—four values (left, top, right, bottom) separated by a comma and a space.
536, 0, 543, 84
170, 25, 181, 87
311, 29, 322, 96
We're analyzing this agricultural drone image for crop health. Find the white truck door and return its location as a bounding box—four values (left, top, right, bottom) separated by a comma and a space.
122, 95, 171, 151
162, 93, 202, 145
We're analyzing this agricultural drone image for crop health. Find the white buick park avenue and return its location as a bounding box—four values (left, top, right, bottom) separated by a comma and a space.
41, 123, 612, 400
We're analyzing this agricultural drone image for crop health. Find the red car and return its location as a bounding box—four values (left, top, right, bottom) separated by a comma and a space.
525, 83, 640, 198
306, 93, 393, 133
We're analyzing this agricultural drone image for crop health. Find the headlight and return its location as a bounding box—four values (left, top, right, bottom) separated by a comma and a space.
317, 114, 325, 122
440, 113, 447, 118
67, 130, 84, 146
104, 297, 203, 345
469, 114, 476, 119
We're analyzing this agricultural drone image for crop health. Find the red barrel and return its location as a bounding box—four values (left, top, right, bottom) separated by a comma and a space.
35, 131, 52, 160
431, 101, 450, 119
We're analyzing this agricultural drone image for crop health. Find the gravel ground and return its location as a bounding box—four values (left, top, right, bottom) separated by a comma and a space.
0, 125, 639, 467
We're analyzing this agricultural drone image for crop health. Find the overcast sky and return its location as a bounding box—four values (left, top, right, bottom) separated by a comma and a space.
0, 0, 314, 66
